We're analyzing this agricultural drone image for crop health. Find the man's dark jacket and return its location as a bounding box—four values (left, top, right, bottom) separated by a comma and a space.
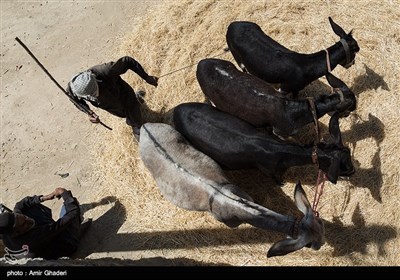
66, 56, 151, 118
2, 191, 82, 259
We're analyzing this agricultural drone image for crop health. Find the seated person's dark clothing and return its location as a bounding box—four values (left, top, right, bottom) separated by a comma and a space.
2, 191, 82, 259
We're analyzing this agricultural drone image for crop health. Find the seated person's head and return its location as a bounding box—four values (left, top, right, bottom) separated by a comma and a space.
0, 212, 35, 237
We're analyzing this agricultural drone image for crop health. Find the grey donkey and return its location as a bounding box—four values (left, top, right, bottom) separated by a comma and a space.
139, 123, 325, 257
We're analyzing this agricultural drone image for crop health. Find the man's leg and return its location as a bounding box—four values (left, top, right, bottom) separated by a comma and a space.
124, 92, 143, 141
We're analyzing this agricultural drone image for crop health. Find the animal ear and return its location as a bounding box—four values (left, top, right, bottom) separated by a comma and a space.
329, 17, 346, 38
294, 181, 311, 215
294, 182, 315, 234
327, 157, 340, 184
267, 236, 304, 258
328, 111, 343, 146
325, 72, 347, 89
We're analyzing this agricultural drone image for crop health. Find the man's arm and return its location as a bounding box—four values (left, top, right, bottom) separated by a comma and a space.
52, 189, 81, 228
65, 83, 100, 123
13, 187, 75, 214
13, 196, 42, 214
65, 83, 91, 113
22, 188, 82, 244
39, 188, 81, 233
94, 56, 158, 86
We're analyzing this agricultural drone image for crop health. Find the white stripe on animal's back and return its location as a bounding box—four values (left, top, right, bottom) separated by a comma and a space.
216, 67, 233, 79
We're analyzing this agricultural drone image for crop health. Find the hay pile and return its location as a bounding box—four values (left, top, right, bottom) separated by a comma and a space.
92, 0, 399, 266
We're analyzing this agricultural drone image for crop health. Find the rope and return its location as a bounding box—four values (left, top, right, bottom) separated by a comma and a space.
324, 49, 332, 73
306, 97, 327, 217
339, 38, 352, 67
158, 48, 230, 78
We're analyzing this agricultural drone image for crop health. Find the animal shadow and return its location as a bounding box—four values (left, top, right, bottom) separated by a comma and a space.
318, 113, 385, 202
300, 63, 389, 99
324, 204, 396, 257
73, 188, 293, 258
227, 171, 397, 258
352, 64, 390, 95
282, 111, 385, 202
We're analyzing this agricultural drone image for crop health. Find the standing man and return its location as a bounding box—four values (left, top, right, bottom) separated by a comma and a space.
66, 56, 159, 140
0, 187, 91, 260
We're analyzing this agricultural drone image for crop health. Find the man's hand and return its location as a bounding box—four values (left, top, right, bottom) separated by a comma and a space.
146, 76, 158, 87
41, 187, 67, 202
53, 187, 67, 199
88, 111, 100, 123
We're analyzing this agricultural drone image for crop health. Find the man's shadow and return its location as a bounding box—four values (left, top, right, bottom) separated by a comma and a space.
73, 196, 127, 259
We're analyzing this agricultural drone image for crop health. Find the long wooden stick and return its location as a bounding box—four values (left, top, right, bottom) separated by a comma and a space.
0, 203, 13, 213
15, 37, 112, 130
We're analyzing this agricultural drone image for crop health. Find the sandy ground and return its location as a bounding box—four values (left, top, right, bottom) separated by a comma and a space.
1, 0, 175, 265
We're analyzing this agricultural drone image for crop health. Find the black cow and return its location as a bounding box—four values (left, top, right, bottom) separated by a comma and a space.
173, 102, 355, 185
197, 58, 356, 139
226, 18, 360, 95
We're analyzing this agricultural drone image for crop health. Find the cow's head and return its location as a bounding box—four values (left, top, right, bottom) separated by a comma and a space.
267, 182, 325, 257
326, 72, 357, 117
329, 17, 360, 69
317, 112, 355, 184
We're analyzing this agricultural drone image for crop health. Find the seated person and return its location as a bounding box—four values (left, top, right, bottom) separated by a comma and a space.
0, 187, 91, 259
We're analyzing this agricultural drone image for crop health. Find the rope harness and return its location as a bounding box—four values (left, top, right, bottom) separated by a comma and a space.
311, 47, 348, 217
340, 38, 352, 68
313, 46, 349, 217
325, 39, 352, 72
324, 49, 332, 73
306, 97, 327, 218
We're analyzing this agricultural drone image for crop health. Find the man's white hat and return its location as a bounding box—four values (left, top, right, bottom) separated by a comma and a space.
70, 71, 99, 101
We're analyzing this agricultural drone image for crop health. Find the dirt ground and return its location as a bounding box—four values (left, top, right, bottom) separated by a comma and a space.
0, 0, 180, 266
